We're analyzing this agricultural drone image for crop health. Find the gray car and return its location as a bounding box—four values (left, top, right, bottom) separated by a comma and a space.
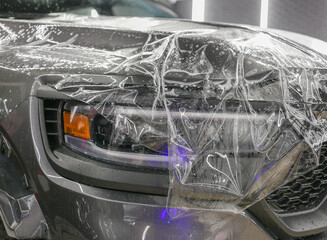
1, 1, 327, 240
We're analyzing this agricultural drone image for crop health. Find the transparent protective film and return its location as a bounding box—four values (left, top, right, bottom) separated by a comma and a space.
163, 29, 327, 216
2, 18, 327, 217
50, 27, 327, 216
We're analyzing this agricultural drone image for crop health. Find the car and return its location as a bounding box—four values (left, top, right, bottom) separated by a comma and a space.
1, 1, 327, 240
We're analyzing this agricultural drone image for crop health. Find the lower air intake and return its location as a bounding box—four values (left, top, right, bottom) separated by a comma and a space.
266, 143, 327, 215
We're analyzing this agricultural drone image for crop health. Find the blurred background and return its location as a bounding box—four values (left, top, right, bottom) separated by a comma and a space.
157, 0, 327, 42
1, 0, 326, 42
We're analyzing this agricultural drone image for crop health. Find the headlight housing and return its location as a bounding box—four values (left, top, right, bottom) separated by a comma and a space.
62, 101, 169, 169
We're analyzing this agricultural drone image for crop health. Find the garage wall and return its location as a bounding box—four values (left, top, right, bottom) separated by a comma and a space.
204, 0, 260, 26
268, 0, 327, 42
171, 0, 327, 41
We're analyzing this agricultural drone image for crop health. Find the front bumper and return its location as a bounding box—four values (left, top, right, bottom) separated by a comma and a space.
0, 97, 274, 240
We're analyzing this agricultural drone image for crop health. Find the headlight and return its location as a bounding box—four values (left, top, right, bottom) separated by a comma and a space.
62, 101, 169, 169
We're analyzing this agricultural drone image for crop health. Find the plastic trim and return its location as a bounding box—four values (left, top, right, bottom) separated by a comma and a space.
0, 189, 50, 239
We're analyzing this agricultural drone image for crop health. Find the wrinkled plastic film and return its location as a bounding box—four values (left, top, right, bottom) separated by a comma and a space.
2, 18, 327, 216
162, 30, 327, 215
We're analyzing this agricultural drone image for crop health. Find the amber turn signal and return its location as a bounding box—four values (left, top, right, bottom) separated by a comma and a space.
63, 111, 91, 140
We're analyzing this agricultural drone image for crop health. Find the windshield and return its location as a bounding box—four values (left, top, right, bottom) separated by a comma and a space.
0, 0, 177, 19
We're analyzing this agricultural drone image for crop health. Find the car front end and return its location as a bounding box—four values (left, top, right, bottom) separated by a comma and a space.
1, 11, 327, 240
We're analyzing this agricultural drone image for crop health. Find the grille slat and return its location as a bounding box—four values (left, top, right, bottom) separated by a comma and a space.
45, 120, 58, 123
43, 100, 61, 149
266, 144, 327, 215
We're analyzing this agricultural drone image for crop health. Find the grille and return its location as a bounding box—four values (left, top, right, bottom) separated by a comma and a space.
266, 143, 327, 215
43, 100, 61, 150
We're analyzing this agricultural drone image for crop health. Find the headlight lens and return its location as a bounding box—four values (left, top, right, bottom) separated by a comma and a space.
62, 101, 169, 169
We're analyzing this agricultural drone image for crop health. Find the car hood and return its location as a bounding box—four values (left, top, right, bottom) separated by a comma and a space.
39, 13, 327, 54
0, 14, 326, 119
